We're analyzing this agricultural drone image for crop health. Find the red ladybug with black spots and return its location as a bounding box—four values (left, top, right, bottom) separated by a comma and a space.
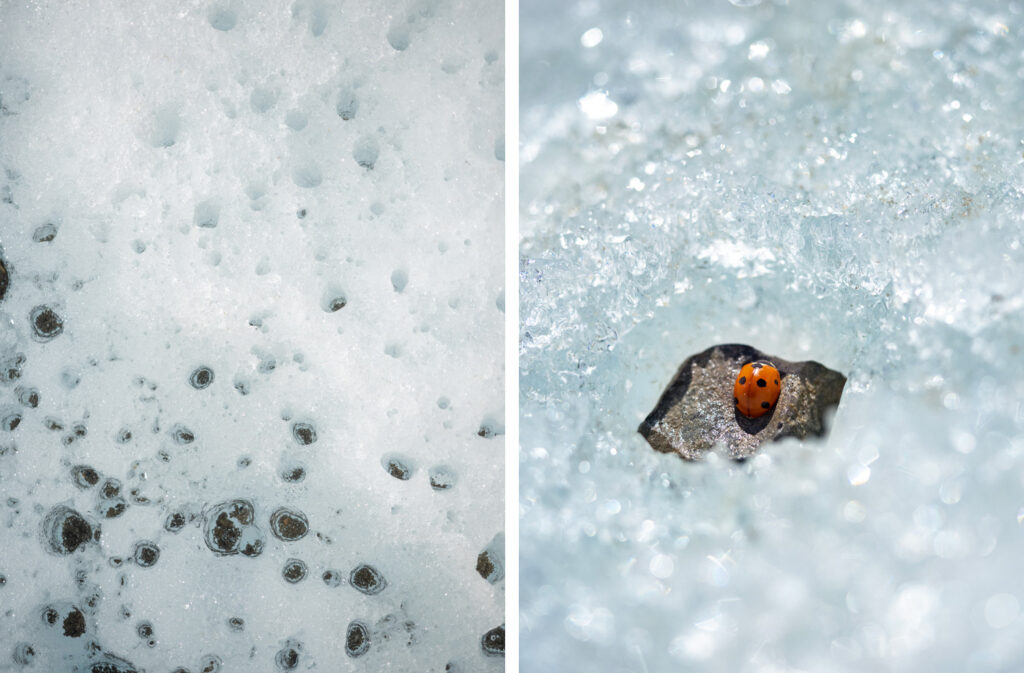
733, 361, 781, 418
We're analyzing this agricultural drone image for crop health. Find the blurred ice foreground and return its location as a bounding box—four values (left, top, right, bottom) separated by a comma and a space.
520, 1, 1024, 671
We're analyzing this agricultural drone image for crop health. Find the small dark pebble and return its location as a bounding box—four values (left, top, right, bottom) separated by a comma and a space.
15, 386, 39, 408
204, 499, 257, 556
291, 422, 317, 445
481, 625, 505, 657
42, 606, 59, 625
275, 642, 301, 670
322, 569, 342, 587
2, 411, 21, 431
12, 642, 35, 665
0, 352, 25, 383
327, 296, 347, 312
429, 465, 457, 490
269, 507, 309, 541
476, 551, 498, 582
116, 428, 132, 443
198, 655, 222, 673
136, 621, 153, 639
100, 499, 128, 519
282, 558, 307, 583
48, 606, 86, 638
477, 422, 500, 438
349, 563, 387, 595
345, 621, 371, 658
133, 541, 160, 568
227, 617, 245, 632
381, 454, 412, 480
29, 305, 63, 341
240, 533, 264, 558
189, 366, 214, 389
171, 424, 195, 444
63, 613, 86, 639
42, 505, 93, 555
165, 512, 187, 532
32, 222, 57, 242
100, 478, 121, 499
281, 466, 305, 483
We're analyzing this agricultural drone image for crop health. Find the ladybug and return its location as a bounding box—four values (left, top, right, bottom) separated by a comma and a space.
733, 361, 781, 419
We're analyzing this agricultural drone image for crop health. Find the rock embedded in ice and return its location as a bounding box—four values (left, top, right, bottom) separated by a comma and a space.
32, 222, 57, 242
381, 453, 414, 480
203, 499, 265, 557
71, 465, 100, 489
428, 464, 457, 490
281, 558, 308, 583
639, 344, 846, 460
40, 505, 96, 555
345, 620, 371, 658
349, 563, 387, 595
29, 305, 63, 342
189, 366, 214, 389
132, 541, 160, 568
269, 507, 309, 541
290, 421, 317, 446
475, 532, 505, 584
275, 641, 302, 670
480, 624, 504, 657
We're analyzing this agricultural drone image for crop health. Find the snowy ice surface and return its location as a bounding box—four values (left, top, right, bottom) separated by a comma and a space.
0, 0, 503, 670
520, 1, 1024, 671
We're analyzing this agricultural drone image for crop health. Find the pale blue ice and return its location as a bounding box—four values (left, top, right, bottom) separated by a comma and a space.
521, 1, 1024, 671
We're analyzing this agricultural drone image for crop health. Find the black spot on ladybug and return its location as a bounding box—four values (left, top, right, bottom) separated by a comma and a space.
761, 402, 770, 409
739, 376, 746, 384
757, 379, 766, 387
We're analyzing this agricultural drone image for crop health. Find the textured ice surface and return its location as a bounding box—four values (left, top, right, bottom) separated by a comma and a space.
521, 1, 1024, 671
0, 0, 503, 670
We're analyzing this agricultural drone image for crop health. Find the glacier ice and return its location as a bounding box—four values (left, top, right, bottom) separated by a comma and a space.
521, 0, 1024, 671
0, 0, 503, 670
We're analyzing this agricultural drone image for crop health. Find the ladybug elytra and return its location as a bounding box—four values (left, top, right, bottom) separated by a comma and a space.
733, 361, 781, 419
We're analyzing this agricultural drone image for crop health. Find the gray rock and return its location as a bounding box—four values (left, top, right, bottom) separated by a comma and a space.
639, 344, 846, 460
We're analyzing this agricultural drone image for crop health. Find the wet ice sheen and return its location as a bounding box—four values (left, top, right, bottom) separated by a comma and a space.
0, 0, 503, 670
521, 1, 1024, 671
